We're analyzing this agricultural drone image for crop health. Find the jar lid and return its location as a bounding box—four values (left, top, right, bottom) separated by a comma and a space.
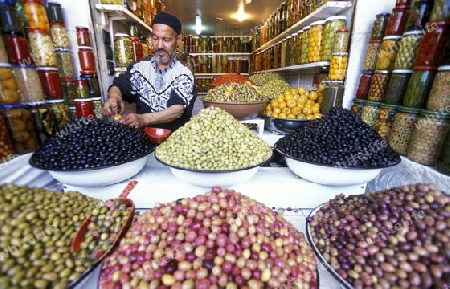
129, 36, 140, 40
403, 29, 424, 36
362, 70, 375, 74
21, 101, 46, 106
376, 12, 391, 17
74, 98, 93, 102
380, 103, 398, 109
45, 99, 65, 104
27, 28, 50, 34
75, 26, 89, 30
364, 100, 381, 106
74, 77, 87, 81
11, 63, 36, 68
393, 4, 410, 9
50, 22, 65, 27
325, 16, 347, 21
115, 32, 130, 37
331, 52, 349, 56
80, 69, 98, 75
375, 70, 391, 74
0, 103, 23, 109
126, 20, 137, 25
36, 66, 58, 71
420, 109, 450, 118
61, 77, 75, 82
311, 20, 326, 26
392, 69, 413, 73
397, 105, 420, 113
69, 106, 76, 110
303, 26, 310, 30
413, 65, 438, 70
23, 0, 43, 3
2, 31, 26, 37
336, 28, 350, 33
90, 97, 102, 101
353, 98, 365, 103
54, 48, 71, 52
78, 46, 93, 50
437, 65, 450, 71
0, 63, 12, 68
286, 36, 292, 39
368, 39, 382, 43
382, 35, 403, 40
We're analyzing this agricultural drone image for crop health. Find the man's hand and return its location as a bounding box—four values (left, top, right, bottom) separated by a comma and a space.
119, 113, 147, 129
103, 86, 125, 117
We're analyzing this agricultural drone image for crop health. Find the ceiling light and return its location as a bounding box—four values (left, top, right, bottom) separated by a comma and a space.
235, 5, 248, 21
195, 15, 202, 35
245, 0, 252, 4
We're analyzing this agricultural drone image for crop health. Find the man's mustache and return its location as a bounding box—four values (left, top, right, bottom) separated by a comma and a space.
155, 48, 169, 54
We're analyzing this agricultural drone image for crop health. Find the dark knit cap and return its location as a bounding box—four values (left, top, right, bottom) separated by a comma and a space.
151, 11, 182, 35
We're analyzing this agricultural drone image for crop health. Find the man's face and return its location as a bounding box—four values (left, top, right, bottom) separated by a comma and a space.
151, 24, 181, 65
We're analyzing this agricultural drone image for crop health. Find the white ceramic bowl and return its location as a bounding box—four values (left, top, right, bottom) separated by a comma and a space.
45, 155, 148, 187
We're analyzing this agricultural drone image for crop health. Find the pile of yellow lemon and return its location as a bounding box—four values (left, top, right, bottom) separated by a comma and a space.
262, 86, 323, 120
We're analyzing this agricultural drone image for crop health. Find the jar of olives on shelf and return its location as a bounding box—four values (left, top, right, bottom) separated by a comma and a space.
0, 115, 14, 163
290, 33, 297, 66
371, 12, 391, 40
54, 48, 75, 78
76, 26, 91, 47
46, 99, 71, 130
385, 5, 410, 36
0, 63, 20, 104
363, 39, 382, 70
295, 31, 302, 65
80, 71, 101, 98
360, 100, 381, 127
388, 105, 420, 155
74, 98, 95, 119
61, 78, 76, 107
429, 0, 450, 22
333, 28, 350, 53
368, 70, 391, 102
426, 65, 450, 112
36, 66, 63, 100
404, 0, 433, 31
384, 69, 413, 105
393, 29, 424, 70
415, 20, 450, 66
50, 22, 70, 49
436, 132, 450, 175
322, 16, 347, 61
0, 35, 8, 63
0, 103, 39, 154
78, 46, 96, 71
407, 109, 450, 166
351, 98, 366, 117
356, 70, 375, 100
91, 97, 104, 120
0, 3, 24, 33
27, 102, 56, 146
328, 52, 348, 81
320, 81, 344, 115
23, 0, 50, 31
11, 64, 45, 104
300, 26, 310, 64
130, 36, 144, 61
3, 32, 33, 64
308, 20, 326, 63
28, 28, 57, 67
74, 77, 90, 99
114, 33, 133, 68
403, 65, 437, 108
376, 35, 402, 71
373, 103, 398, 140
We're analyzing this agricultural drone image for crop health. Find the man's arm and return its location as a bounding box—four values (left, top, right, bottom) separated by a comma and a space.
120, 105, 185, 128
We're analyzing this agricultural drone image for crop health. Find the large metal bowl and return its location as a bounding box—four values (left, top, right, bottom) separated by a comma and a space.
202, 100, 267, 120
264, 116, 313, 134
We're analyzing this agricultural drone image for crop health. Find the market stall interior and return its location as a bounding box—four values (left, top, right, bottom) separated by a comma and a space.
1, 0, 450, 288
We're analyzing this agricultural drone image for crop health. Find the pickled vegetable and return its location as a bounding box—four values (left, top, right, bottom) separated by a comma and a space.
368, 70, 391, 102
426, 65, 450, 112
55, 49, 75, 78
203, 82, 267, 102
403, 67, 437, 109
363, 40, 382, 71
384, 69, 412, 105
11, 64, 45, 104
308, 20, 325, 62
393, 30, 424, 70
373, 103, 397, 140
360, 100, 380, 127
328, 52, 348, 81
50, 23, 70, 49
376, 36, 402, 71
114, 33, 133, 68
28, 29, 57, 67
371, 12, 390, 40
388, 106, 420, 155
0, 116, 14, 162
0, 64, 20, 104
23, 0, 50, 31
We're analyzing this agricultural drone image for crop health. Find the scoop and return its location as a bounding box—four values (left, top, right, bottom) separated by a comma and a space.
71, 180, 138, 264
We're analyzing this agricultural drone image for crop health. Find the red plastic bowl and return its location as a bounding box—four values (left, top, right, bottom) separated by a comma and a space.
145, 127, 171, 143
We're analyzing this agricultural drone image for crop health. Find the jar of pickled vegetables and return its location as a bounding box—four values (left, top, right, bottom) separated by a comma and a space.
426, 65, 450, 112
80, 71, 101, 98
285, 36, 291, 67
333, 28, 350, 53
290, 33, 297, 66
0, 63, 20, 104
393, 30, 424, 70
74, 77, 90, 99
273, 42, 280, 69
300, 26, 310, 64
328, 52, 348, 81
388, 105, 420, 155
36, 66, 63, 101
114, 33, 133, 68
27, 102, 56, 146
74, 98, 95, 119
368, 70, 391, 102
3, 32, 33, 64
91, 97, 104, 120
404, 0, 433, 31
384, 69, 413, 105
61, 78, 76, 107
50, 22, 70, 49
385, 5, 410, 36
23, 0, 50, 31
356, 70, 375, 99
0, 3, 24, 33
429, 0, 450, 22
373, 103, 398, 140
376, 36, 402, 71
308, 20, 326, 63
76, 26, 91, 47
407, 110, 450, 166
280, 40, 287, 67
371, 12, 391, 40
415, 20, 450, 66
54, 48, 75, 78
403, 65, 437, 108
0, 35, 8, 63
46, 99, 70, 130
320, 81, 344, 115
351, 98, 366, 117
130, 36, 143, 61
295, 31, 302, 65
46, 2, 64, 24
322, 16, 347, 61
360, 100, 381, 127
436, 132, 450, 175
0, 103, 39, 154
0, 115, 14, 162
363, 40, 382, 71
11, 64, 45, 104
78, 46, 96, 71
28, 28, 56, 67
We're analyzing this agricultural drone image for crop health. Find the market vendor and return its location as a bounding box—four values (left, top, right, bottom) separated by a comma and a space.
103, 11, 197, 131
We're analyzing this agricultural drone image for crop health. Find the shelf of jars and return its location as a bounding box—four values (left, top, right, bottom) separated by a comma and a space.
195, 73, 249, 77
187, 53, 251, 57
95, 4, 152, 32
254, 0, 353, 53
252, 61, 331, 74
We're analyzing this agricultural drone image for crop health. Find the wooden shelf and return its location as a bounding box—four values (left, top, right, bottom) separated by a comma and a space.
253, 61, 330, 74
95, 4, 151, 31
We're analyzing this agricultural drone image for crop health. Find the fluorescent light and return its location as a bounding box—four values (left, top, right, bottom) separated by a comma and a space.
196, 15, 202, 35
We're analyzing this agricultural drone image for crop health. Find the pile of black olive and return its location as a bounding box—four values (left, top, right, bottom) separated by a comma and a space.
275, 107, 400, 168
30, 118, 156, 170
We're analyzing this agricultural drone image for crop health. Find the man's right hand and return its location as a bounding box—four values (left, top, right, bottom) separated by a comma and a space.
103, 87, 125, 117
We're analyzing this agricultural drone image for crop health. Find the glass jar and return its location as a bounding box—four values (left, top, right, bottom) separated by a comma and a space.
415, 20, 450, 66
0, 63, 20, 104
285, 36, 291, 67
74, 98, 95, 119
436, 132, 450, 176
273, 42, 280, 69
333, 28, 350, 53
281, 40, 287, 68
0, 115, 14, 163
27, 102, 56, 146
384, 69, 413, 105
0, 3, 24, 33
74, 77, 90, 99
11, 64, 45, 104
80, 71, 101, 98
78, 46, 96, 71
36, 66, 63, 101
356, 70, 375, 100
3, 32, 33, 64
373, 103, 398, 140
360, 100, 381, 127
328, 52, 348, 81
141, 40, 149, 58
322, 16, 347, 61
429, 0, 450, 22
46, 2, 64, 24
91, 97, 104, 120
404, 0, 433, 31
385, 5, 410, 36
295, 31, 302, 65
68, 106, 76, 121
407, 110, 450, 166
393, 30, 424, 70
388, 105, 420, 155
351, 98, 366, 117
127, 21, 138, 37
308, 20, 326, 62
426, 65, 450, 112
371, 13, 391, 40
300, 26, 310, 64
367, 70, 391, 102
114, 33, 133, 68
320, 81, 344, 115
403, 65, 437, 108
28, 28, 57, 66
46, 99, 70, 130
0, 35, 8, 63
290, 33, 297, 66
130, 36, 143, 61
0, 103, 39, 154
54, 48, 75, 78
61, 78, 76, 107
363, 40, 382, 71
50, 22, 70, 49
376, 36, 402, 71
76, 26, 91, 47
23, 0, 50, 31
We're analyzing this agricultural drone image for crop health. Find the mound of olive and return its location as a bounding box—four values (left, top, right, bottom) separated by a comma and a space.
155, 107, 273, 170
275, 106, 400, 168
0, 183, 102, 289
308, 183, 450, 288
30, 118, 156, 170
203, 82, 268, 102
99, 186, 318, 288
